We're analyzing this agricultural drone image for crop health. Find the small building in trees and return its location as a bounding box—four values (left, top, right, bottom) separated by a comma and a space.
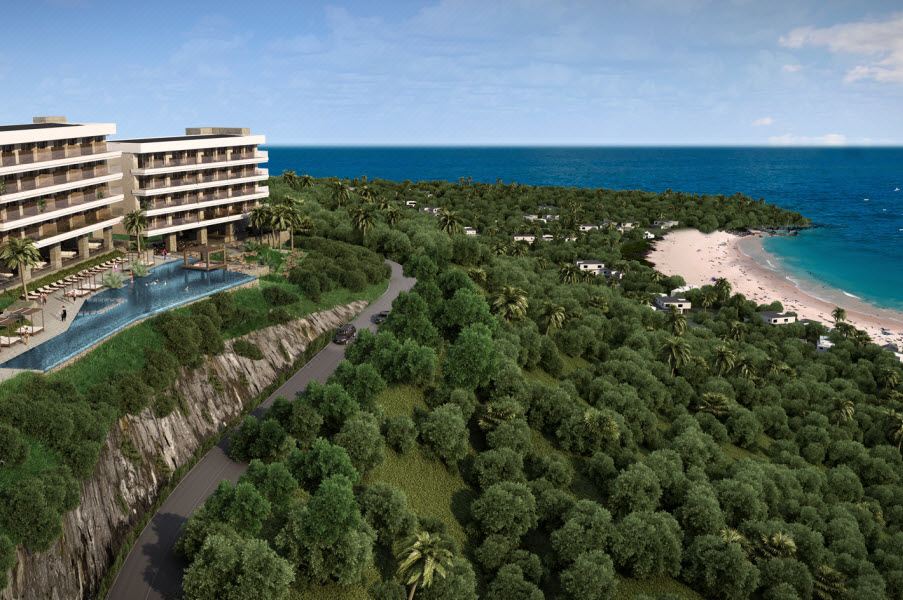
576, 260, 605, 272
654, 220, 680, 229
655, 295, 691, 314
463, 227, 478, 236
759, 311, 798, 325
514, 234, 536, 243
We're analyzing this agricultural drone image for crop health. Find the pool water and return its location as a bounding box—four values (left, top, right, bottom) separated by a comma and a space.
0, 261, 256, 372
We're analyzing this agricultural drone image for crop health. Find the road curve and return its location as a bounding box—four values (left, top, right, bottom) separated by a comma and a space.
106, 260, 414, 600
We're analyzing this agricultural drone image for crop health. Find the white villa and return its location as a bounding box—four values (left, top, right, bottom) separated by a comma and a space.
524, 214, 542, 222
617, 222, 636, 232
576, 260, 605, 272
655, 295, 692, 314
513, 234, 536, 243
543, 214, 559, 221
463, 226, 477, 236
578, 224, 599, 232
817, 336, 834, 352
654, 220, 679, 229
643, 231, 655, 240
601, 268, 624, 280
541, 234, 554, 242
405, 200, 417, 208
759, 311, 798, 325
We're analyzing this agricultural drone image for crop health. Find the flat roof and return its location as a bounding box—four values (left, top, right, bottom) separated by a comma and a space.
113, 134, 242, 143
0, 122, 77, 132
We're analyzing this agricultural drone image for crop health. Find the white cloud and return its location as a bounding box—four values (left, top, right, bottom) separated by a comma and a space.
752, 116, 774, 126
780, 13, 903, 83
781, 64, 802, 73
768, 133, 847, 146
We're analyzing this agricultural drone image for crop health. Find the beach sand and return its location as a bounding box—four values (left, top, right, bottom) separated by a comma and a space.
647, 229, 903, 350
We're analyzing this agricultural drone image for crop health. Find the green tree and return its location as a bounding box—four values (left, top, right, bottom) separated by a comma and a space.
437, 208, 462, 235
667, 307, 687, 336
352, 205, 376, 237
443, 324, 496, 390
551, 500, 613, 564
0, 423, 28, 467
248, 205, 272, 245
282, 169, 299, 189
182, 532, 294, 600
419, 404, 469, 466
540, 303, 567, 334
684, 534, 759, 600
712, 345, 737, 376
492, 286, 528, 321
334, 412, 386, 474
831, 306, 847, 325
659, 336, 691, 376
559, 263, 582, 284
611, 511, 682, 579
397, 531, 454, 600
487, 564, 543, 600
714, 277, 732, 303
330, 180, 351, 207
123, 209, 147, 256
0, 237, 42, 299
298, 173, 314, 188
471, 481, 538, 539
359, 482, 416, 545
560, 550, 616, 600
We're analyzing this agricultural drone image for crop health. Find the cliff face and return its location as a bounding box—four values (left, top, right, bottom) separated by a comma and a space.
1, 301, 367, 600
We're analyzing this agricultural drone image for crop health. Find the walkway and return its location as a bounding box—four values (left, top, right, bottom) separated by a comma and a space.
105, 260, 414, 600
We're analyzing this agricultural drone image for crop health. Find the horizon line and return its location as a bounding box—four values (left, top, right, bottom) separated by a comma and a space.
263, 142, 903, 149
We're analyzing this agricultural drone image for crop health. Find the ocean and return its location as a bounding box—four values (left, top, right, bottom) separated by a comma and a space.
266, 147, 903, 311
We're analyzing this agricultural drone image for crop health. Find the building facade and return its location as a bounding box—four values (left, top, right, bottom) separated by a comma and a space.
0, 117, 123, 277
109, 127, 268, 251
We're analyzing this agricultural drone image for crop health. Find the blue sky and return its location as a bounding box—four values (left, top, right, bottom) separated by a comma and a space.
3, 0, 902, 145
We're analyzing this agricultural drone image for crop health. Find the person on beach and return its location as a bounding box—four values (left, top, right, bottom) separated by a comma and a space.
61, 307, 67, 322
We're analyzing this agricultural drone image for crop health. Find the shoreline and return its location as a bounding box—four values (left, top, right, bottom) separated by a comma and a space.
647, 229, 903, 349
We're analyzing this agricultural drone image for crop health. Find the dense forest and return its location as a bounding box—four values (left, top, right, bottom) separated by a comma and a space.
177, 175, 903, 600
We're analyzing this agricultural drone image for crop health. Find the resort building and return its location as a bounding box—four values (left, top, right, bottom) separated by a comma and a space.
543, 214, 559, 222
576, 260, 605, 272
463, 227, 478, 236
523, 214, 541, 222
759, 311, 797, 325
513, 234, 536, 244
541, 234, 554, 242
655, 295, 692, 314
817, 336, 834, 352
0, 116, 123, 278
617, 222, 636, 232
578, 224, 599, 232
109, 127, 268, 251
654, 220, 679, 229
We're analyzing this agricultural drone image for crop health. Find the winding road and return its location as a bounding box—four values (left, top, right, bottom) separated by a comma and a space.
106, 261, 414, 600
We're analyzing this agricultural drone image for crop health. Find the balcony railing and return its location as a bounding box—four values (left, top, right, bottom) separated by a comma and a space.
137, 150, 262, 170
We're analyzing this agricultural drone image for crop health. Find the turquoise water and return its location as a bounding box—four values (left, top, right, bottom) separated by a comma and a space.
1, 261, 255, 372
267, 146, 903, 310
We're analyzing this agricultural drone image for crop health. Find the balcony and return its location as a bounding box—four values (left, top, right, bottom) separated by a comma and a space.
0, 170, 123, 204
35, 214, 123, 248
133, 169, 268, 197
132, 151, 268, 176
0, 149, 121, 178
146, 209, 250, 236
144, 187, 268, 217
0, 194, 125, 232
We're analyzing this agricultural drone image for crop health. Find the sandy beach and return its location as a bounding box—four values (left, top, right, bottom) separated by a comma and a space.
648, 229, 903, 350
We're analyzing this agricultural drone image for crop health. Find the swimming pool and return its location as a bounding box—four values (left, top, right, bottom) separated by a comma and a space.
0, 261, 256, 372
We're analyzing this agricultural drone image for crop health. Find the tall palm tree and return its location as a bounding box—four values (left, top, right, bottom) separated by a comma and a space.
248, 205, 272, 245
712, 344, 737, 376
877, 367, 901, 393
558, 263, 582, 284
123, 209, 147, 258
269, 203, 297, 251
541, 303, 566, 334
588, 294, 609, 314
298, 174, 314, 189
359, 185, 376, 204
884, 409, 903, 450
831, 307, 847, 325
833, 399, 856, 425
508, 242, 529, 257
492, 286, 528, 321
437, 208, 462, 235
813, 564, 847, 600
666, 307, 687, 336
695, 392, 732, 417
0, 237, 42, 300
735, 355, 756, 381
714, 277, 732, 303
727, 321, 745, 341
330, 180, 351, 208
384, 204, 401, 226
352, 205, 375, 238
396, 531, 453, 600
282, 170, 299, 190
659, 336, 690, 376
700, 289, 717, 313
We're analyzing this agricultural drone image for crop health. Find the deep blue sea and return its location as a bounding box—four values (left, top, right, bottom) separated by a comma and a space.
266, 147, 903, 311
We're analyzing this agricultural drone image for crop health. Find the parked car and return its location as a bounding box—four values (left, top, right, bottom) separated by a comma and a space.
333, 324, 357, 344
371, 310, 390, 324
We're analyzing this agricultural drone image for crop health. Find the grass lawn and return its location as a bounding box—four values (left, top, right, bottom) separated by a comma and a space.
366, 385, 472, 548
290, 566, 380, 600
616, 575, 704, 599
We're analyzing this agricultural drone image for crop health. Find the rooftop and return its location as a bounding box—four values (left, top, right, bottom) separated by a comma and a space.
0, 122, 77, 132
760, 311, 795, 319
112, 134, 242, 143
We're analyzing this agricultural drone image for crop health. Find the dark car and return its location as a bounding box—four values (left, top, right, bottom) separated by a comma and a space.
371, 310, 390, 324
333, 324, 357, 344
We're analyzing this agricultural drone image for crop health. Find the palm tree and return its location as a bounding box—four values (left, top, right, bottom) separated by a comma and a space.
123, 209, 147, 257
384, 204, 401, 226
726, 321, 744, 341
248, 205, 272, 245
588, 294, 609, 314
492, 286, 528, 321
695, 392, 732, 417
330, 180, 351, 208
466, 267, 487, 287
714, 277, 732, 303
269, 203, 297, 251
877, 367, 901, 393
666, 307, 687, 336
700, 289, 717, 313
813, 564, 847, 600
833, 399, 856, 425
397, 531, 453, 600
359, 185, 376, 204
508, 242, 529, 257
659, 336, 691, 376
559, 263, 582, 284
883, 409, 903, 450
541, 303, 566, 334
831, 306, 847, 325
0, 237, 42, 300
437, 208, 462, 235
756, 532, 797, 560
298, 174, 314, 189
583, 408, 620, 443
712, 344, 737, 376
282, 170, 299, 190
735, 355, 756, 381
352, 205, 375, 238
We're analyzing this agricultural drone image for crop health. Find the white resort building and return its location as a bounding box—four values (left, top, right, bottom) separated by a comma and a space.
654, 220, 679, 229
463, 227, 478, 236
110, 127, 269, 251
759, 311, 798, 325
655, 295, 692, 314
0, 116, 123, 278
513, 234, 536, 244
576, 260, 605, 272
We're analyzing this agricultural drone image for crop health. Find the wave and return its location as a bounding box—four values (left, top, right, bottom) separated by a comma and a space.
842, 290, 861, 299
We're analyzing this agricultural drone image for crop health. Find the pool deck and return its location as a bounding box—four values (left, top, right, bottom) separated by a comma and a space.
0, 256, 177, 382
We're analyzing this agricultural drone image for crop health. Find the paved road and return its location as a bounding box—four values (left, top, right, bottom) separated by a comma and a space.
106, 261, 414, 600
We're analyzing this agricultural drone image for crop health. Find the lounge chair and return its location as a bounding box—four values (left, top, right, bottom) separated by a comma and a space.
0, 336, 22, 347
16, 325, 43, 335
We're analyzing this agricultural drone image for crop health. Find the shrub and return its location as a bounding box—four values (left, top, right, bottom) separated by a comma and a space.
561, 550, 616, 600
384, 415, 417, 453
471, 481, 538, 539
335, 412, 386, 474
358, 483, 416, 544
473, 448, 525, 489
611, 511, 682, 579
101, 272, 124, 288
232, 339, 264, 360
268, 307, 292, 324
0, 423, 28, 467
262, 285, 299, 306
291, 269, 322, 302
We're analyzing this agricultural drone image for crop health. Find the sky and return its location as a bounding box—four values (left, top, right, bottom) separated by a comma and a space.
2, 0, 902, 145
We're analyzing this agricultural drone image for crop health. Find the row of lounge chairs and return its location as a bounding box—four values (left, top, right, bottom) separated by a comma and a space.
22, 257, 127, 301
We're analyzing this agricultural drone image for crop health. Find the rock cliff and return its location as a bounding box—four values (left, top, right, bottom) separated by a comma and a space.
1, 301, 367, 600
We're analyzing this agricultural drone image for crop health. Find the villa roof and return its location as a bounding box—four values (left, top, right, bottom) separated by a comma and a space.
658, 295, 688, 303
759, 311, 794, 319
0, 122, 76, 132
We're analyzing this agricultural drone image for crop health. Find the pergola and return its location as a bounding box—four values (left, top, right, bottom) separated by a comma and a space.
182, 243, 228, 271
1, 301, 45, 335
